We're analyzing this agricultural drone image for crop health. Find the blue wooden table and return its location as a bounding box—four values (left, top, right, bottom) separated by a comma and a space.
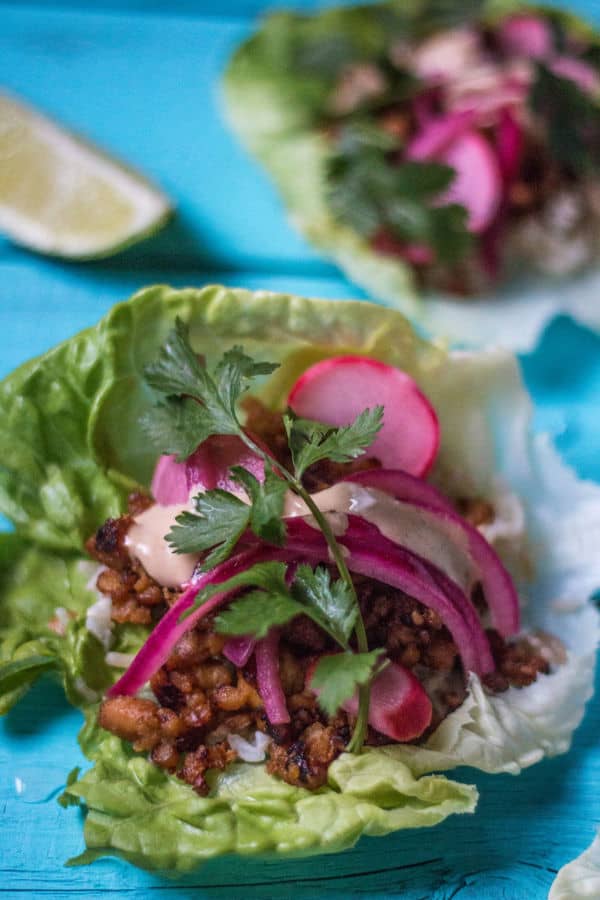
2, 2, 600, 897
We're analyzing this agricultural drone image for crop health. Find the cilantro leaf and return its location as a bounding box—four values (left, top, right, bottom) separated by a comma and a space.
140, 397, 223, 461
390, 161, 456, 199
310, 649, 385, 716
166, 490, 250, 569
530, 63, 600, 171
203, 562, 357, 647
142, 321, 279, 459
215, 589, 303, 639
215, 346, 280, 420
326, 122, 473, 263
292, 565, 356, 647
231, 464, 288, 546
284, 406, 383, 479
144, 317, 210, 398
184, 561, 291, 621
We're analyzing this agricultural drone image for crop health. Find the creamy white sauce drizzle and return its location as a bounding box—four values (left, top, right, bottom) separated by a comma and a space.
125, 501, 198, 587
125, 481, 498, 592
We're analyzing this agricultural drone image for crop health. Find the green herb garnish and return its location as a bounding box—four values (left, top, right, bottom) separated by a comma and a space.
143, 320, 385, 752
326, 122, 472, 264
310, 649, 386, 718
167, 464, 287, 569
530, 63, 600, 172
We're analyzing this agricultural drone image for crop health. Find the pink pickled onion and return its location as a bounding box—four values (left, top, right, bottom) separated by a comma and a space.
222, 635, 256, 667
282, 517, 493, 675
341, 518, 495, 674
497, 108, 523, 184
344, 468, 456, 514
151, 453, 188, 505
256, 628, 290, 724
151, 434, 268, 506
342, 469, 520, 637
108, 547, 286, 697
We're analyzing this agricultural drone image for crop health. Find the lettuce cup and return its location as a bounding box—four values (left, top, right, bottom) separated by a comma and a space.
0, 285, 598, 873
224, 3, 600, 350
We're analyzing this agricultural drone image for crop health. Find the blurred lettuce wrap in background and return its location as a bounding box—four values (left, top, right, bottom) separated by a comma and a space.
223, 2, 600, 350
0, 285, 598, 871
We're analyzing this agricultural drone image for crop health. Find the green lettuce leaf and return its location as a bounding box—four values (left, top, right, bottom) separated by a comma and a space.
550, 832, 600, 899
0, 533, 146, 712
223, 2, 600, 350
0, 284, 598, 870
0, 533, 103, 712
62, 722, 476, 873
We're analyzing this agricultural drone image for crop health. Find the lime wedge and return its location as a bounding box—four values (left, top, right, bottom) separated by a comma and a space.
0, 92, 173, 258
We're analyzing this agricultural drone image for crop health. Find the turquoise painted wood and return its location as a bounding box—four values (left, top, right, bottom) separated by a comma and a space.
2, 3, 600, 898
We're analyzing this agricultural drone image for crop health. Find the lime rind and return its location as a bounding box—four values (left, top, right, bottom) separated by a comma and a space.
0, 92, 173, 259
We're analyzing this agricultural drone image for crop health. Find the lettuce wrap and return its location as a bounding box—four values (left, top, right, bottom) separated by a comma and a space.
1, 284, 598, 872
223, 2, 600, 351
550, 832, 600, 899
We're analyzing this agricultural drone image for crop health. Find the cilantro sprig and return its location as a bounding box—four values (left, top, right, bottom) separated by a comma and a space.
284, 407, 383, 479
167, 465, 287, 569
326, 121, 472, 265
530, 63, 600, 172
142, 320, 385, 752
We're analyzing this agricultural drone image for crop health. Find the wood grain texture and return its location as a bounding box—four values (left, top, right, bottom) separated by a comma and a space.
1, 1, 600, 897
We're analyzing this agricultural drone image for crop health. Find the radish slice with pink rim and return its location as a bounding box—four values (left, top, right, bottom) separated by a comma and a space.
288, 356, 440, 477
436, 131, 502, 233
342, 661, 432, 742
256, 629, 290, 725
307, 656, 432, 741
342, 469, 520, 637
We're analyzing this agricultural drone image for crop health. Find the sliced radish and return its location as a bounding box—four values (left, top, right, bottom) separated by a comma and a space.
499, 14, 553, 60
307, 656, 432, 742
436, 131, 502, 233
345, 661, 432, 742
288, 356, 440, 477
151, 434, 267, 506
